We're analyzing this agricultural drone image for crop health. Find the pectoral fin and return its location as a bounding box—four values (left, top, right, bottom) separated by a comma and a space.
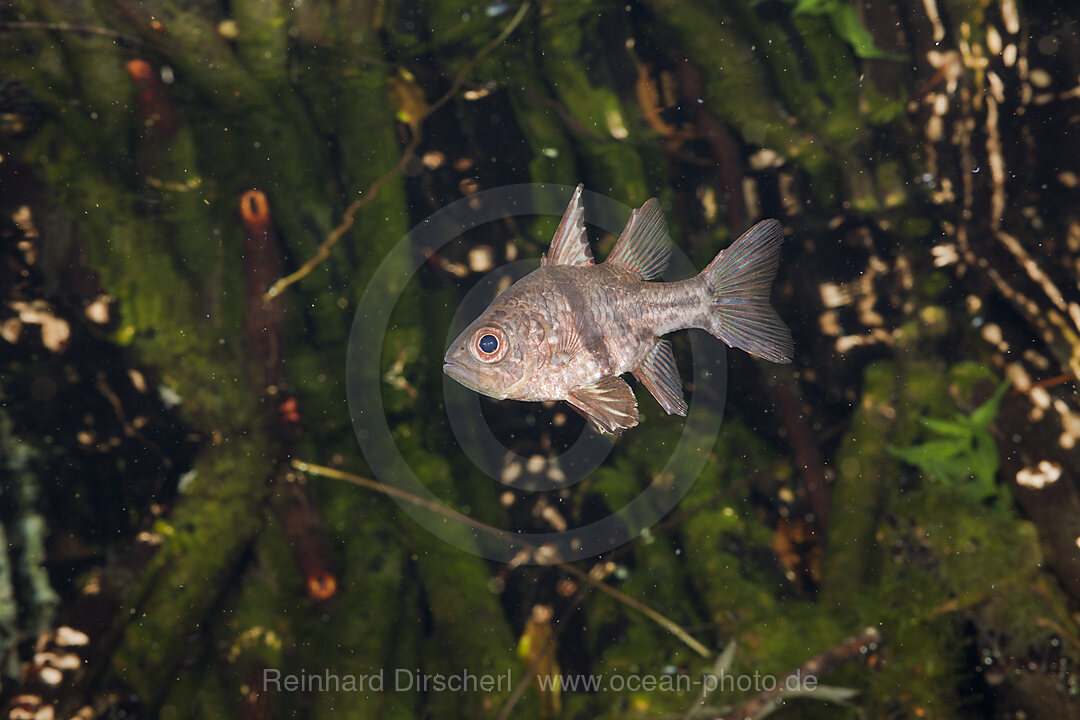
632, 339, 688, 416
566, 376, 639, 434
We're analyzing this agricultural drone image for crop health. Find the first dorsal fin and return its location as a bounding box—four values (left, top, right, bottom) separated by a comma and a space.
605, 198, 671, 280
541, 184, 594, 267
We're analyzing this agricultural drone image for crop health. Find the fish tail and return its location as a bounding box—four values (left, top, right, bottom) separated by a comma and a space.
698, 219, 794, 363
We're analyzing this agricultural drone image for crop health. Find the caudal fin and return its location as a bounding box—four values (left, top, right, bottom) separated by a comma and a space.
700, 219, 794, 363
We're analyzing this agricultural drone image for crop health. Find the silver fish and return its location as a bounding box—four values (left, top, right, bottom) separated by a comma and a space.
443, 185, 794, 434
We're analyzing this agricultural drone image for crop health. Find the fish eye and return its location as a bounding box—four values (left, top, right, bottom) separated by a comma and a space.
470, 327, 508, 363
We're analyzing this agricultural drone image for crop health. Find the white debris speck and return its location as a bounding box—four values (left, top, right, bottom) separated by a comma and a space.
501, 462, 522, 485
158, 384, 182, 408
1029, 68, 1053, 88
38, 667, 62, 686
1000, 0, 1020, 34
1, 317, 22, 343
748, 148, 784, 170
34, 651, 80, 670
10, 301, 70, 351
85, 295, 112, 324
468, 246, 494, 273
1016, 460, 1062, 489
217, 19, 239, 39
177, 469, 197, 493
605, 108, 629, 139
1003, 44, 1017, 67
526, 454, 545, 474
421, 151, 445, 169
932, 242, 959, 267
818, 282, 851, 308
137, 531, 164, 546
56, 626, 90, 647
540, 504, 567, 532
126, 369, 146, 394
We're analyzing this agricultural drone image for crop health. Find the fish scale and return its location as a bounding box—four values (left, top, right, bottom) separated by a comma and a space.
444, 185, 794, 434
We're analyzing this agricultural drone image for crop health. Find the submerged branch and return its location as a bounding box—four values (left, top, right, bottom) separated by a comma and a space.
292, 458, 712, 659
0, 20, 149, 46
718, 627, 882, 720
263, 1, 531, 301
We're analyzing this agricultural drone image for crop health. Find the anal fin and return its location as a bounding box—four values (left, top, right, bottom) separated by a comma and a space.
632, 339, 688, 416
565, 375, 639, 435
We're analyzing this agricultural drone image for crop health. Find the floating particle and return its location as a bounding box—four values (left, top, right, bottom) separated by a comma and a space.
1015, 460, 1062, 489
1029, 68, 1053, 88
421, 150, 446, 169
85, 295, 112, 324
526, 454, 545, 474
56, 627, 89, 647
1, 317, 21, 343
748, 148, 784, 170
218, 19, 239, 39
467, 246, 494, 273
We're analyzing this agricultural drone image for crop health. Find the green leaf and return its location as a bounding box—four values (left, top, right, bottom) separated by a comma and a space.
827, 5, 905, 60
888, 439, 963, 464
919, 416, 973, 439
969, 379, 1012, 430
890, 376, 1011, 507
791, 0, 835, 13
970, 434, 1001, 488
754, 0, 908, 61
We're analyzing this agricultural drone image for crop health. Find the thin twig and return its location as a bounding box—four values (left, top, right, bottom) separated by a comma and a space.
560, 562, 711, 658
305, 456, 785, 719
494, 464, 781, 720
1035, 616, 1080, 653
0, 20, 149, 46
718, 627, 881, 720
293, 460, 504, 541
293, 459, 712, 658
263, 1, 532, 301
262, 148, 416, 300
495, 591, 583, 720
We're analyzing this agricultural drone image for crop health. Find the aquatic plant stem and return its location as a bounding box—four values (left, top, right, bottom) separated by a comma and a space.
560, 562, 711, 658
291, 458, 712, 659
0, 20, 148, 45
493, 466, 782, 720
718, 627, 881, 720
263, 1, 532, 302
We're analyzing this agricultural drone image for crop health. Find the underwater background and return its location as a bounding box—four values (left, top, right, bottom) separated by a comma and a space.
1, 0, 1079, 718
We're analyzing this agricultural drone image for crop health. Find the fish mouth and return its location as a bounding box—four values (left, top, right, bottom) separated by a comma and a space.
442, 361, 470, 386
443, 361, 512, 400
444, 360, 493, 397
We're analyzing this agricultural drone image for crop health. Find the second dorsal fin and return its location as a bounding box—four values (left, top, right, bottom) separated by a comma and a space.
605, 198, 671, 280
541, 184, 594, 267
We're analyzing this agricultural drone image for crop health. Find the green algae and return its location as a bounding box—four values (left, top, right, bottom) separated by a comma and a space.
534, 4, 650, 206
232, 0, 292, 85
